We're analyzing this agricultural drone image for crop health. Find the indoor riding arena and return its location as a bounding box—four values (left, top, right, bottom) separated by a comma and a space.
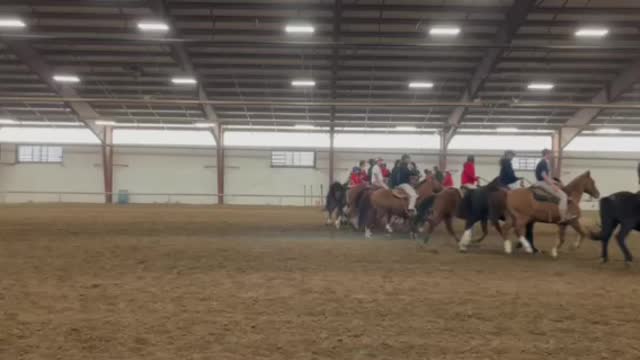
1, 1, 640, 359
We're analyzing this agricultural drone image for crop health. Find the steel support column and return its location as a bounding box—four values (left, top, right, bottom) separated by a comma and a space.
102, 126, 114, 203
438, 131, 447, 170
216, 123, 225, 205
329, 112, 335, 184
552, 129, 563, 178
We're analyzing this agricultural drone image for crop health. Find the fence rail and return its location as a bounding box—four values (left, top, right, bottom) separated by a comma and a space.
0, 190, 325, 206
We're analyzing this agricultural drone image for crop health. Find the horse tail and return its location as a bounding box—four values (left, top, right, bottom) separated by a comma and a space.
358, 189, 373, 229
590, 196, 616, 241
458, 189, 474, 219
325, 182, 343, 211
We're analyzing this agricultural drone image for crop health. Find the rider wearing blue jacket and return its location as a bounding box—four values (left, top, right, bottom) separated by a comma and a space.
499, 150, 520, 189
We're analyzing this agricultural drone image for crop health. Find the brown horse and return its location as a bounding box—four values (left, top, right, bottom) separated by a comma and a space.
506, 171, 600, 258
417, 179, 514, 251
415, 187, 463, 243
358, 177, 443, 239
344, 183, 369, 228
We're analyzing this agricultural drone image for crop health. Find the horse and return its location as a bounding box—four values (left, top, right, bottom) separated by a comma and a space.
358, 177, 443, 239
344, 183, 370, 228
414, 187, 463, 243
506, 171, 600, 258
324, 182, 348, 228
418, 177, 528, 253
589, 191, 640, 264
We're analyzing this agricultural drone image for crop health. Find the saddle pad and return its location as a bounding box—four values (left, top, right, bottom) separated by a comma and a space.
529, 186, 560, 205
392, 189, 409, 199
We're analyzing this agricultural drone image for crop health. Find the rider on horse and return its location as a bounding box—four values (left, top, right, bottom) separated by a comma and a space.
392, 154, 418, 214
368, 158, 388, 189
535, 149, 573, 222
499, 150, 521, 189
461, 155, 479, 189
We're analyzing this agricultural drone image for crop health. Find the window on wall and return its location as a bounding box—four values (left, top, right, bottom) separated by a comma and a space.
17, 145, 63, 163
512, 157, 538, 171
271, 151, 315, 168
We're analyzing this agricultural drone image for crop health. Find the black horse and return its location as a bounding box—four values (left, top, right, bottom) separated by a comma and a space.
324, 182, 347, 228
590, 191, 640, 264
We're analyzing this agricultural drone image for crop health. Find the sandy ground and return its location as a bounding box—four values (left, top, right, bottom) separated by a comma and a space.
1, 204, 640, 360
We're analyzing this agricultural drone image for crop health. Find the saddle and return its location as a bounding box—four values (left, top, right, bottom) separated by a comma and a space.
392, 188, 409, 199
529, 186, 560, 205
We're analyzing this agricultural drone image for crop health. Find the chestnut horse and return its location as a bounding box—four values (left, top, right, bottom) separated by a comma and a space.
506, 171, 600, 258
344, 183, 369, 228
417, 178, 521, 252
358, 177, 443, 239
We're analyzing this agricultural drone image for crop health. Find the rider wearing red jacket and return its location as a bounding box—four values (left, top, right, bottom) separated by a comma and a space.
443, 171, 454, 188
461, 155, 480, 188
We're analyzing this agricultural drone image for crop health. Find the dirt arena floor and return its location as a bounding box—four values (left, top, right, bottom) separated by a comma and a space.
1, 204, 640, 360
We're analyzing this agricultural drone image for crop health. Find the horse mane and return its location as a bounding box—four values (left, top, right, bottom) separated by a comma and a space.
485, 177, 501, 191
563, 171, 589, 193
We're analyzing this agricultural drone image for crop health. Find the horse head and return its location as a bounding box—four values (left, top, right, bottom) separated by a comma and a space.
416, 176, 442, 197
582, 171, 600, 199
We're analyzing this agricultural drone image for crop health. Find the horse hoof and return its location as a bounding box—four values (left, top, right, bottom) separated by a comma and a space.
503, 241, 512, 254
624, 260, 633, 268
600, 257, 608, 264
551, 248, 558, 259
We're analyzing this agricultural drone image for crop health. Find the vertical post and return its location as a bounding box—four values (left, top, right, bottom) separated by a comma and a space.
101, 126, 114, 204
329, 110, 335, 185
216, 123, 225, 205
438, 130, 448, 170
552, 129, 563, 178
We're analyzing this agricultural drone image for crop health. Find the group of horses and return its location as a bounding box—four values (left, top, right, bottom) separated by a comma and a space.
325, 171, 640, 265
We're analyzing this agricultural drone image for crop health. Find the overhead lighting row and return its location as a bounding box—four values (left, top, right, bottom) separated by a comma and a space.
0, 14, 610, 39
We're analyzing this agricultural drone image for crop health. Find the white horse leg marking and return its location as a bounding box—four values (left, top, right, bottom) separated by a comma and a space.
459, 229, 472, 252
365, 227, 372, 239
335, 215, 342, 229
573, 234, 583, 249
519, 236, 533, 254
551, 247, 558, 259
325, 212, 333, 225
385, 223, 393, 233
504, 240, 513, 254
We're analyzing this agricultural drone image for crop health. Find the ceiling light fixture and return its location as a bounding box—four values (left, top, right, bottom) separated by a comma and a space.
0, 118, 19, 124
595, 128, 621, 134
575, 27, 609, 38
0, 18, 26, 28
171, 77, 197, 85
291, 79, 316, 87
95, 120, 116, 126
285, 24, 315, 34
53, 75, 80, 83
293, 124, 315, 129
527, 82, 554, 90
408, 82, 434, 89
194, 123, 216, 128
496, 127, 520, 133
137, 21, 169, 32
395, 126, 417, 131
429, 26, 461, 36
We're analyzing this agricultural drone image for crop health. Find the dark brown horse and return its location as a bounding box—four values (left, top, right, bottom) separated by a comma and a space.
506, 171, 600, 258
358, 177, 443, 239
